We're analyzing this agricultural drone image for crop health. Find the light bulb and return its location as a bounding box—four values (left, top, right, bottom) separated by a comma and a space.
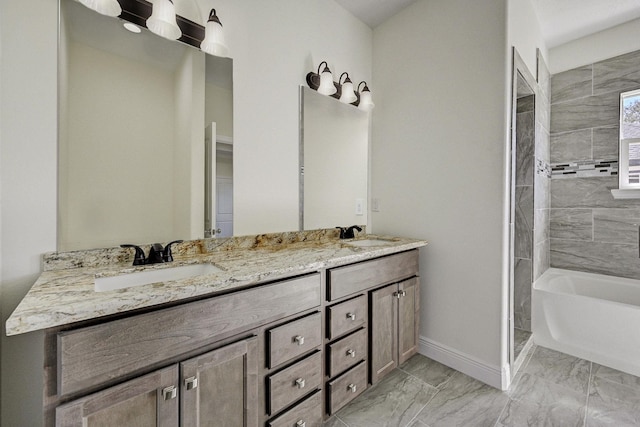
318, 65, 336, 96
79, 0, 122, 17
358, 88, 374, 111
201, 9, 229, 57
340, 80, 357, 104
147, 0, 182, 40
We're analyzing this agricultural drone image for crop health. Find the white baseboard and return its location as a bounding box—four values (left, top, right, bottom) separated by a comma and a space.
419, 336, 509, 390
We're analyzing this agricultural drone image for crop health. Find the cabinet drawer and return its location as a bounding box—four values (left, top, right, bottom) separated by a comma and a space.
58, 274, 321, 396
268, 312, 322, 369
327, 295, 366, 340
327, 328, 367, 377
328, 250, 418, 300
327, 361, 367, 415
266, 390, 322, 427
267, 351, 322, 416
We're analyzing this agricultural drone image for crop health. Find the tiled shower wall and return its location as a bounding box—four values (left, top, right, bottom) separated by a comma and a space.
513, 51, 551, 332
550, 49, 640, 279
514, 95, 534, 331
535, 51, 551, 282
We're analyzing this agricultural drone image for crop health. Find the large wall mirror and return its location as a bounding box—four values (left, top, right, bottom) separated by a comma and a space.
300, 87, 369, 230
58, 0, 233, 251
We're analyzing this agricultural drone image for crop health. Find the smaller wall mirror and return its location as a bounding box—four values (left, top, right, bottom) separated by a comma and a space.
299, 86, 369, 230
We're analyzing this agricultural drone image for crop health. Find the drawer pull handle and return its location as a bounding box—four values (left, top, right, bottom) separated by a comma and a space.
296, 421, 306, 427
185, 376, 198, 391
295, 378, 306, 389
346, 349, 356, 358
393, 290, 406, 299
347, 383, 357, 393
294, 335, 305, 346
346, 312, 356, 321
162, 385, 177, 400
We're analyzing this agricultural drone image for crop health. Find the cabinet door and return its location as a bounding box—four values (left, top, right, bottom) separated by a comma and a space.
55, 365, 178, 427
370, 284, 398, 383
180, 337, 258, 427
398, 277, 420, 365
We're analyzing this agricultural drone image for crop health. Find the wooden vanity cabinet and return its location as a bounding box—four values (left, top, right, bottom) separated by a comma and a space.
55, 365, 180, 427
47, 274, 321, 427
324, 250, 419, 415
46, 249, 421, 425
370, 277, 419, 383
180, 337, 258, 426
56, 337, 258, 427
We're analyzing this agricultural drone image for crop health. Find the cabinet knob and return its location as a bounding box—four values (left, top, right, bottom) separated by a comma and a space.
184, 376, 198, 391
346, 349, 356, 358
346, 312, 356, 321
347, 383, 357, 393
295, 378, 306, 389
294, 335, 305, 346
296, 421, 306, 427
162, 385, 177, 400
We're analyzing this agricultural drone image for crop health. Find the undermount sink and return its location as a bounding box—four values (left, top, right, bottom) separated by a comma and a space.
345, 239, 396, 248
95, 263, 221, 292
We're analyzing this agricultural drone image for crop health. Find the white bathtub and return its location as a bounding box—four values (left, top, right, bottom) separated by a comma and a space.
533, 268, 640, 377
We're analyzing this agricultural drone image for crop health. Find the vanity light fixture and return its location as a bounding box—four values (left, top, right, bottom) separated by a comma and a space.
200, 9, 229, 57
146, 0, 182, 40
78, 0, 122, 17
356, 81, 375, 111
338, 72, 357, 104
307, 61, 338, 96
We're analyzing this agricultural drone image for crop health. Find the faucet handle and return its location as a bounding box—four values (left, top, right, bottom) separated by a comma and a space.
163, 240, 184, 262
120, 244, 146, 266
336, 227, 347, 239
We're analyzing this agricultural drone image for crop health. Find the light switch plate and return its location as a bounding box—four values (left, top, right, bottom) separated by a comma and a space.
355, 198, 364, 215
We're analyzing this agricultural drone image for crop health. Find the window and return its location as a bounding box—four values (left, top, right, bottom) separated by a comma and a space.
619, 89, 640, 190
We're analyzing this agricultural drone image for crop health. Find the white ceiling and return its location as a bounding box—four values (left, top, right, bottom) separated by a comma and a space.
335, 0, 640, 48
334, 0, 421, 28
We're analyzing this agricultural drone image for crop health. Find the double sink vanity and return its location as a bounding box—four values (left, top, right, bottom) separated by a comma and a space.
6, 229, 427, 426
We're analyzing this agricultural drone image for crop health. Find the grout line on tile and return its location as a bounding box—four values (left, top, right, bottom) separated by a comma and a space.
583, 361, 593, 427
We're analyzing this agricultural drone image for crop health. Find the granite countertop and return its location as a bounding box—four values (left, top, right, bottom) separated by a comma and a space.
5, 233, 427, 336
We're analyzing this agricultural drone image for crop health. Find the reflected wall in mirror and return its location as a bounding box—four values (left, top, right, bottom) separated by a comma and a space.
58, 0, 233, 251
300, 86, 369, 230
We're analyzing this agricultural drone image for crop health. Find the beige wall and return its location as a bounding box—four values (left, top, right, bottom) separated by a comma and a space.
1, 0, 58, 425
549, 18, 640, 74
372, 0, 547, 388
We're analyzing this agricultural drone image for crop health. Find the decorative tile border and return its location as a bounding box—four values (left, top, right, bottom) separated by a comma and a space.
551, 160, 618, 179
536, 159, 551, 178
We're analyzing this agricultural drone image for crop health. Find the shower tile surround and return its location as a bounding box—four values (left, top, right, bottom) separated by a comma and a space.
550, 49, 640, 279
6, 227, 431, 336
513, 51, 552, 333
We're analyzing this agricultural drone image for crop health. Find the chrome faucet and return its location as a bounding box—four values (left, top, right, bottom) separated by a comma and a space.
121, 240, 184, 265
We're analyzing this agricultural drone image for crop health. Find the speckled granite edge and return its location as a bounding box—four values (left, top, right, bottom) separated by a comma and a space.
43, 227, 365, 271
7, 230, 428, 337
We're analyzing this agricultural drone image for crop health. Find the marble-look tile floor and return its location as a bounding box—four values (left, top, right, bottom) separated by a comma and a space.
323, 345, 640, 426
